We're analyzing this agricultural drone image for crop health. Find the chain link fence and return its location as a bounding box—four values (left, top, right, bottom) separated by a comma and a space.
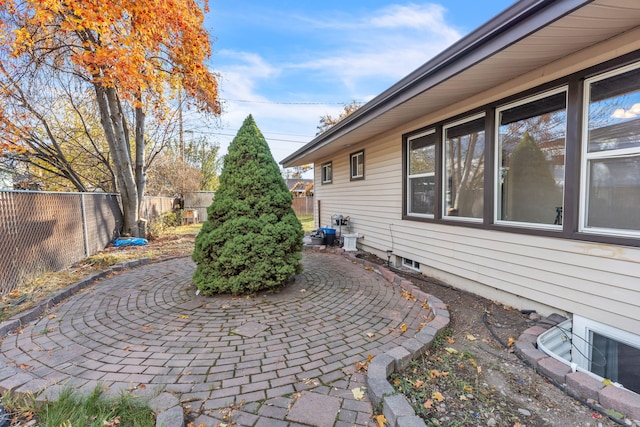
0, 190, 122, 296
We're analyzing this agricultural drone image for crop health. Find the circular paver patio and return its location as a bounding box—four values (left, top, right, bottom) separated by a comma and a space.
0, 252, 432, 426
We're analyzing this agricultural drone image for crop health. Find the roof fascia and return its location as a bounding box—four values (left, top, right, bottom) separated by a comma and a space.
281, 0, 592, 167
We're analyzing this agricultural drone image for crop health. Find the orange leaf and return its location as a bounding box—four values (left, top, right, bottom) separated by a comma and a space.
432, 391, 445, 402
400, 323, 408, 334
374, 414, 387, 427
424, 399, 433, 409
507, 337, 516, 347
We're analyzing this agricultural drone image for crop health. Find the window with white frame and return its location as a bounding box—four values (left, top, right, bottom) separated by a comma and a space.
572, 316, 640, 394
407, 131, 436, 217
402, 257, 420, 270
321, 162, 332, 184
443, 115, 485, 220
582, 64, 640, 236
350, 150, 364, 180
496, 89, 567, 227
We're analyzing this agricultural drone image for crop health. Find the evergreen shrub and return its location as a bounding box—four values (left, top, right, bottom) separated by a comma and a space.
192, 115, 303, 294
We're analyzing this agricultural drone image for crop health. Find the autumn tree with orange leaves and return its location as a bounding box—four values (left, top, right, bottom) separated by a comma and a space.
0, 0, 220, 236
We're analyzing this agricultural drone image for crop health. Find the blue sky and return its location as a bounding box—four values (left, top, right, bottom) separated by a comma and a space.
190, 1, 516, 166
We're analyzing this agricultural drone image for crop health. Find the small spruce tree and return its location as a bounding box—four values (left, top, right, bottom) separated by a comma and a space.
192, 115, 303, 294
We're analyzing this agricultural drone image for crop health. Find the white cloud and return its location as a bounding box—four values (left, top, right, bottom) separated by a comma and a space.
204, 3, 464, 163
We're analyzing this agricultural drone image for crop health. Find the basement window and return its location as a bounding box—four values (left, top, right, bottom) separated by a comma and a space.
402, 257, 420, 271
538, 315, 640, 395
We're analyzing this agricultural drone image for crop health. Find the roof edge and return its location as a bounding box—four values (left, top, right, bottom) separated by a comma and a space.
281, 0, 592, 167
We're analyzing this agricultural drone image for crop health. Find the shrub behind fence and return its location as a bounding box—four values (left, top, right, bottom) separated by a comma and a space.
0, 190, 122, 296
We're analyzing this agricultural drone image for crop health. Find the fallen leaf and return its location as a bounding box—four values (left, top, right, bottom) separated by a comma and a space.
179, 315, 189, 319
123, 345, 131, 351
477, 366, 482, 374
374, 414, 387, 427
48, 314, 57, 319
459, 395, 468, 401
602, 378, 612, 386
352, 387, 365, 400
141, 326, 152, 331
423, 399, 433, 409
413, 379, 424, 389
444, 347, 458, 354
138, 384, 146, 389
482, 338, 490, 343
513, 423, 523, 427
429, 369, 440, 379
463, 385, 473, 392
432, 391, 445, 402
103, 416, 120, 426
400, 324, 408, 334
366, 332, 375, 338
446, 336, 456, 344
441, 371, 449, 378
8, 289, 20, 298
592, 413, 603, 419
466, 334, 477, 341
400, 290, 417, 301
507, 337, 516, 347
364, 266, 375, 271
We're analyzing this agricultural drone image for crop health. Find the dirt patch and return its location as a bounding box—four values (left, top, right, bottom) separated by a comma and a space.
356, 251, 624, 427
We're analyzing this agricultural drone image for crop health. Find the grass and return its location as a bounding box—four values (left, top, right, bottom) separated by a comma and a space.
3, 386, 155, 427
298, 215, 315, 234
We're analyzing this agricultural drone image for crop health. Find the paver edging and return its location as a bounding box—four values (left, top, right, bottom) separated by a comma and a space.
515, 316, 640, 424
341, 251, 450, 427
0, 256, 187, 427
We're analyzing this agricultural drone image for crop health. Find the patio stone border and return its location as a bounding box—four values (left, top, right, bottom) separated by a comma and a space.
0, 258, 185, 427
338, 248, 451, 427
516, 318, 640, 423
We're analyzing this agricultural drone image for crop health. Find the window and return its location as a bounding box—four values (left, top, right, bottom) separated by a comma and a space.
321, 162, 332, 184
443, 114, 485, 220
402, 257, 420, 270
581, 64, 640, 237
407, 131, 436, 217
496, 89, 567, 227
350, 150, 364, 180
572, 316, 640, 394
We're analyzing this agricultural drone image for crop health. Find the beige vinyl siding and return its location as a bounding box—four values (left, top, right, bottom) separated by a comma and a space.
313, 35, 640, 336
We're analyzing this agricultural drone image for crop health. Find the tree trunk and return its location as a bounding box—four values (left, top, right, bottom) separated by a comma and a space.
135, 104, 146, 217
93, 84, 140, 236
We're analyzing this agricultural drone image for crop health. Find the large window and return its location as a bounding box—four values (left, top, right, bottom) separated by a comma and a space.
582, 64, 640, 237
321, 162, 332, 184
407, 131, 436, 217
401, 55, 640, 245
496, 89, 567, 227
350, 150, 364, 180
443, 115, 485, 220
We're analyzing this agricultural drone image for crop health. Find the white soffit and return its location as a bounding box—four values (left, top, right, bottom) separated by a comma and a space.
285, 0, 640, 166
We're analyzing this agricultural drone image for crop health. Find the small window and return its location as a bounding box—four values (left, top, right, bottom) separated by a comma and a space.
581, 64, 640, 237
321, 162, 332, 184
402, 257, 420, 270
496, 89, 567, 227
350, 150, 364, 180
407, 131, 436, 217
443, 114, 485, 220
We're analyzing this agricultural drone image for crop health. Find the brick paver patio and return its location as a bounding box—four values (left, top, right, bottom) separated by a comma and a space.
0, 251, 432, 426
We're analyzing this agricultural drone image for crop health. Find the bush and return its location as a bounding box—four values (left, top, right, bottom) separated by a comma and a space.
147, 210, 182, 239
192, 115, 303, 295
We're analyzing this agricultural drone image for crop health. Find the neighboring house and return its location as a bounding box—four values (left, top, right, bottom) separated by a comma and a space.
285, 178, 314, 197
283, 0, 640, 394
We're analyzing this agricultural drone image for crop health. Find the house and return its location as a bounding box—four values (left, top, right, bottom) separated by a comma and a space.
285, 178, 314, 197
282, 0, 640, 395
